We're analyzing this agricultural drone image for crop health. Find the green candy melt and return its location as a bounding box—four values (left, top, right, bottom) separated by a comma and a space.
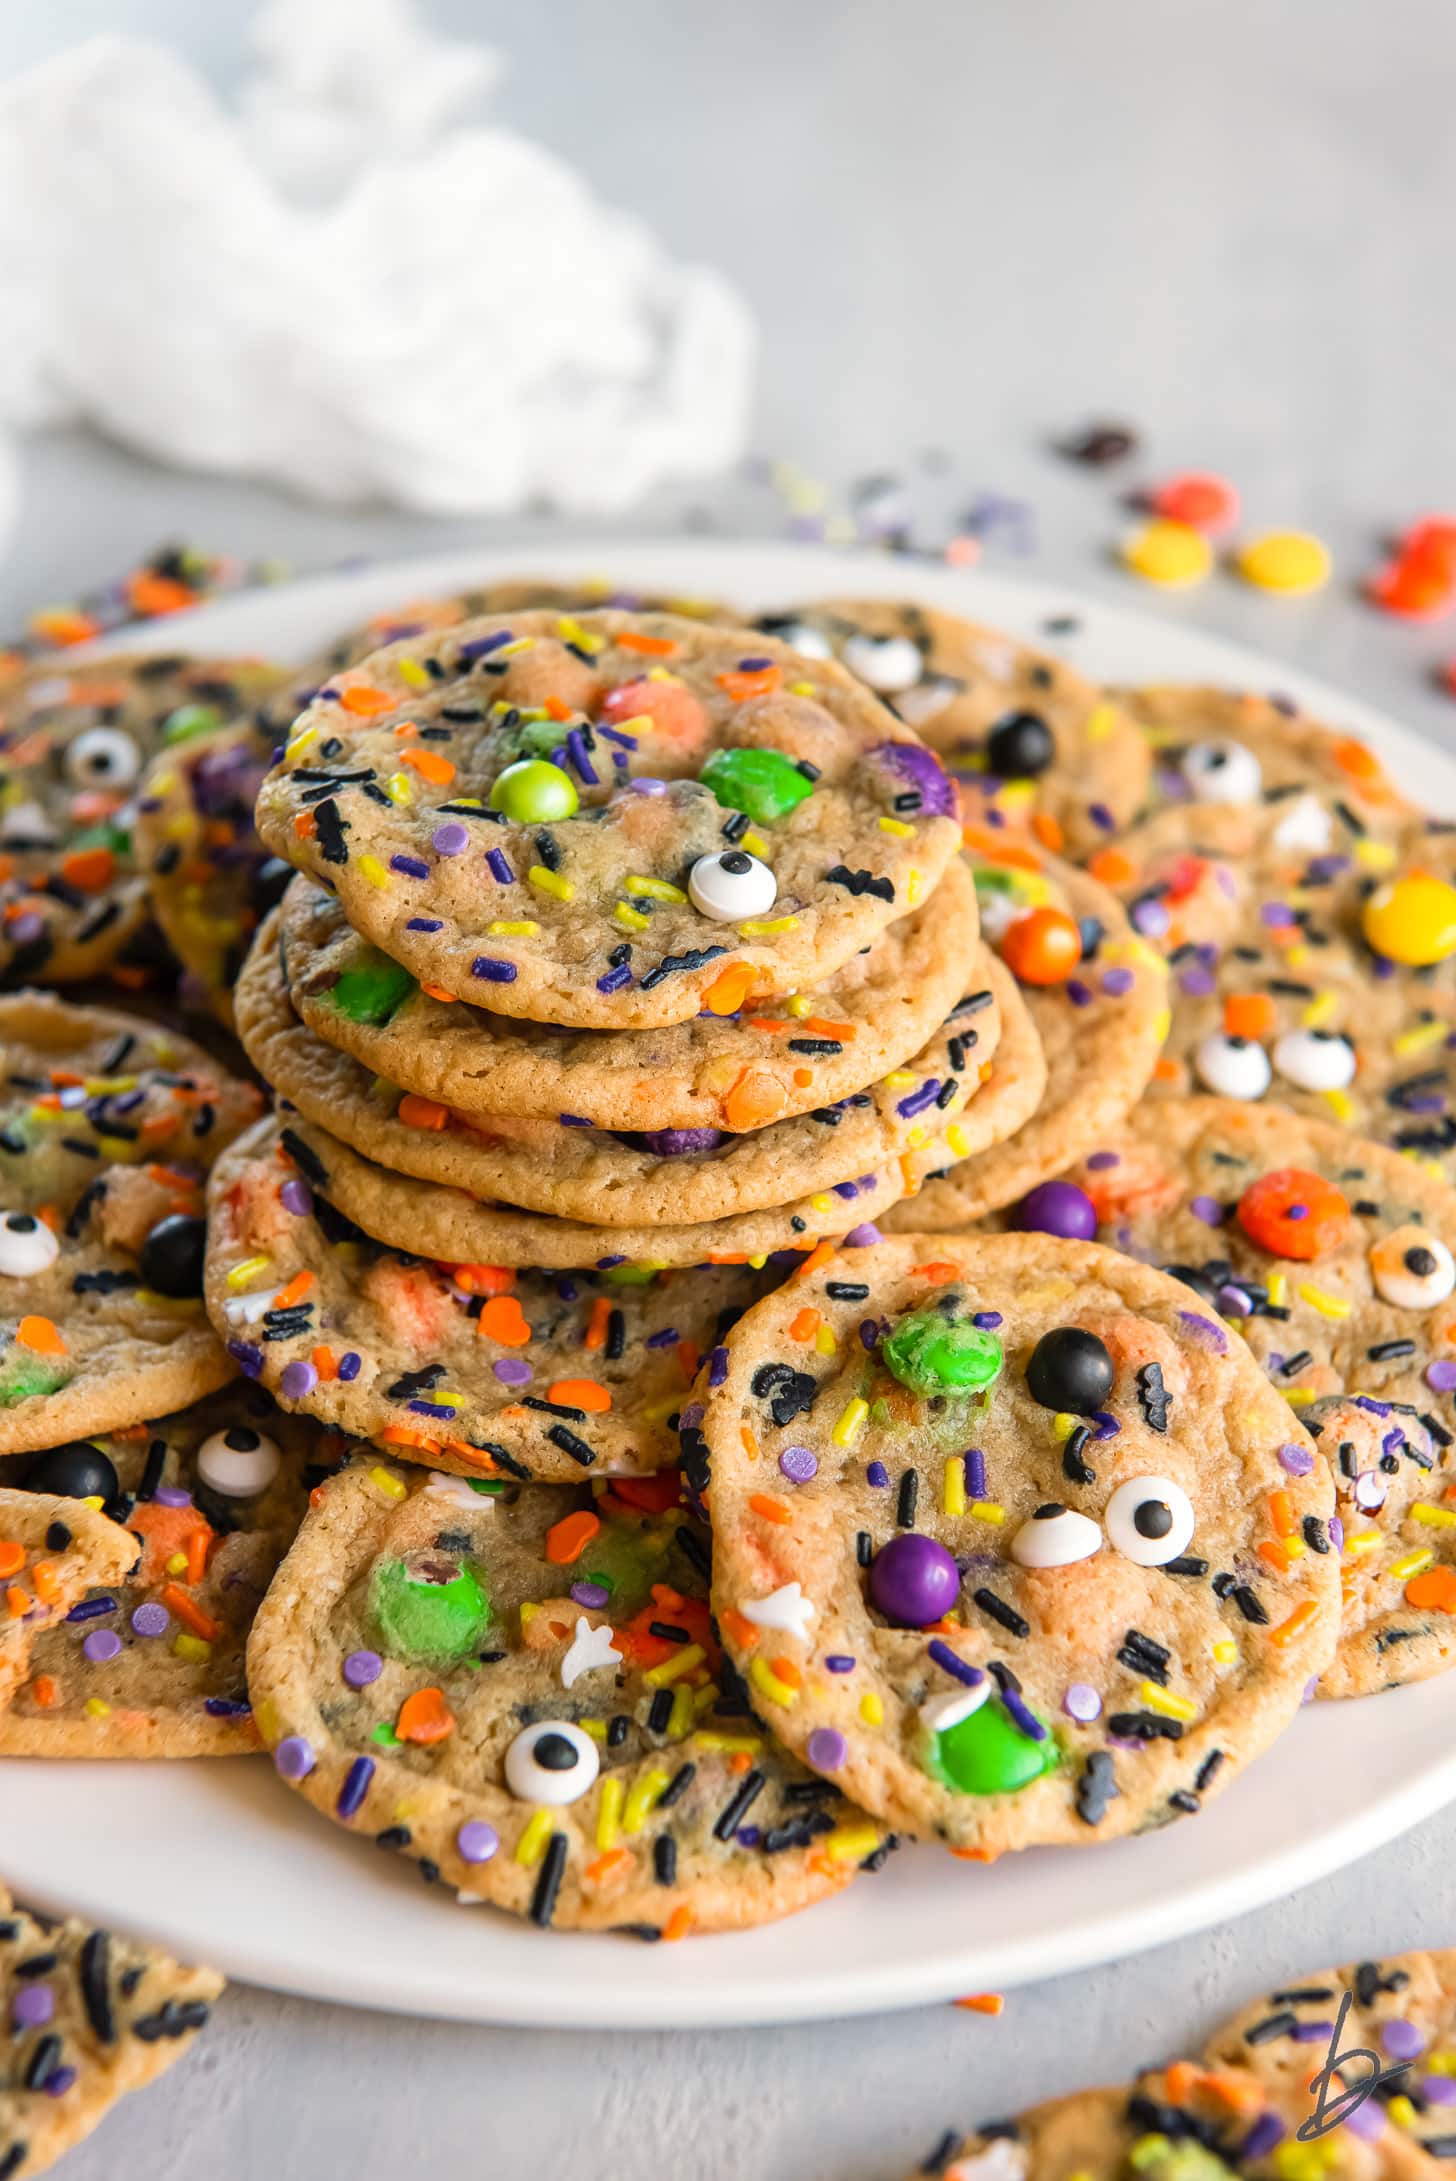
329, 950, 418, 1026
929, 1698, 1057, 1796
162, 703, 226, 745
880, 1309, 1003, 1397
0, 1355, 71, 1408
488, 759, 579, 823
700, 747, 814, 826
371, 1553, 491, 1663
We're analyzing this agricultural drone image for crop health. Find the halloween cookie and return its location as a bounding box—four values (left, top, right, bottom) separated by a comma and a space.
1123, 684, 1413, 821
246, 1458, 887, 1933
251, 858, 982, 1135
885, 846, 1168, 1230
1035, 1097, 1456, 1697
205, 1119, 782, 1479
0, 1387, 339, 1755
0, 1889, 221, 2181
0, 1489, 136, 1710
754, 599, 1150, 854
254, 611, 963, 1029
0, 654, 284, 986
0, 993, 264, 1454
696, 1232, 1339, 1853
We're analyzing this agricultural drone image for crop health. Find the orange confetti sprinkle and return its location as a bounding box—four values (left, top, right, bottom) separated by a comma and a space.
396, 1686, 455, 1744
1224, 992, 1276, 1042
16, 1316, 65, 1356
548, 1377, 611, 1413
477, 1294, 532, 1346
0, 1541, 25, 1581
401, 747, 456, 785
338, 684, 394, 716
59, 846, 116, 893
398, 1093, 450, 1130
1406, 1565, 1456, 1614
545, 1510, 603, 1566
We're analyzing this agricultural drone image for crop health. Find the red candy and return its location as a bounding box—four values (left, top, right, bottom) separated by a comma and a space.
1149, 472, 1240, 533
1236, 1169, 1351, 1261
600, 675, 709, 746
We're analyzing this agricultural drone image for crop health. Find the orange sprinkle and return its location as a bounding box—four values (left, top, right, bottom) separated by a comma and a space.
16, 1316, 65, 1356
396, 1686, 455, 1744
5, 1586, 30, 1620
954, 1994, 1005, 2016
545, 1509, 603, 1565
1152, 1055, 1182, 1083
477, 1295, 532, 1345
716, 665, 780, 702
398, 1093, 450, 1131
960, 823, 1042, 871
584, 1848, 633, 1884
615, 631, 678, 656
0, 1541, 25, 1580
311, 1345, 339, 1382
728, 1749, 753, 1775
789, 1307, 820, 1342
1268, 1488, 1295, 1539
1087, 846, 1137, 888
719, 1607, 760, 1649
294, 811, 317, 840
950, 1846, 1000, 1863
740, 1423, 759, 1460
59, 846, 116, 893
547, 1377, 611, 1413
380, 1423, 442, 1453
421, 982, 459, 1003
701, 962, 756, 1016
749, 1493, 791, 1525
159, 1585, 221, 1643
401, 747, 456, 785
912, 1260, 960, 1281
542, 695, 574, 721
1268, 1599, 1318, 1647
1406, 1565, 1456, 1614
185, 1527, 211, 1586
1332, 735, 1383, 783
584, 1297, 612, 1351
661, 1905, 695, 1942
795, 1240, 835, 1283
1224, 992, 1276, 1042
769, 1656, 801, 1688
1030, 811, 1064, 852
451, 1264, 516, 1296
272, 1269, 315, 1313
31, 1674, 59, 1709
338, 684, 394, 716
30, 1561, 62, 1606
127, 571, 195, 616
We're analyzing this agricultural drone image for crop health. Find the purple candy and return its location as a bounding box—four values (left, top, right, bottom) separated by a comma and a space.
869, 739, 956, 817
806, 1727, 847, 1772
154, 1484, 192, 1508
640, 1127, 723, 1157
1238, 2114, 1285, 2159
1190, 1195, 1225, 1226
457, 1820, 499, 1864
1101, 967, 1134, 996
82, 1629, 122, 1664
344, 1650, 383, 1688
274, 1735, 316, 1781
779, 1445, 818, 1483
1277, 1443, 1315, 1476
869, 1533, 960, 1628
280, 1359, 318, 1399
843, 1222, 883, 1246
1017, 1179, 1097, 1241
279, 1178, 313, 1217
571, 1582, 610, 1609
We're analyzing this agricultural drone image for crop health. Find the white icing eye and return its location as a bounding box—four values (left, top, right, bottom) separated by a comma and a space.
688, 849, 776, 921
0, 799, 59, 846
920, 1682, 990, 1733
196, 1424, 283, 1497
841, 631, 924, 694
503, 1718, 600, 1805
65, 727, 141, 789
761, 618, 834, 661
1370, 1225, 1456, 1310
1193, 1032, 1272, 1100
0, 1212, 59, 1277
1271, 793, 1334, 854
893, 675, 960, 729
1105, 1475, 1196, 1566
1182, 738, 1262, 805
1010, 1503, 1103, 1569
1273, 1028, 1356, 1092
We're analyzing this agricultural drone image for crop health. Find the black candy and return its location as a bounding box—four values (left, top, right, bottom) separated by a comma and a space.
987, 711, 1055, 780
251, 857, 295, 916
138, 1214, 208, 1299
1025, 1326, 1115, 1415
23, 1443, 119, 1502
1161, 1263, 1220, 1305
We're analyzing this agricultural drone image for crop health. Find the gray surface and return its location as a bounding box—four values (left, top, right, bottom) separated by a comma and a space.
2, 1, 1452, 2174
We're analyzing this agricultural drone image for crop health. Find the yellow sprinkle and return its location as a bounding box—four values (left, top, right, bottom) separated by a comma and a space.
625, 875, 686, 902
691, 1683, 718, 1716
1386, 2094, 1419, 2131
944, 1124, 971, 1158
997, 780, 1036, 813
165, 1550, 189, 1576
822, 1824, 882, 1863
1395, 1017, 1449, 1057
1283, 1388, 1316, 1408
285, 728, 319, 761
1296, 1282, 1350, 1319
1140, 1681, 1197, 1723
488, 920, 539, 936
643, 1642, 705, 1689
737, 917, 799, 936
1391, 1548, 1434, 1582
832, 1398, 868, 1448
1085, 700, 1118, 744
814, 1323, 837, 1357
1321, 1088, 1355, 1124
749, 1656, 799, 1708
226, 1254, 272, 1291
579, 1718, 608, 1743
1427, 2050, 1456, 2076
529, 865, 576, 903
810, 1193, 834, 1215
395, 657, 430, 689
879, 816, 913, 837
1353, 836, 1397, 873
553, 616, 600, 652
1413, 1502, 1456, 1529
741, 831, 769, 858
859, 1690, 883, 1727
906, 868, 923, 907
497, 635, 536, 657
174, 1633, 212, 1664
943, 1455, 967, 1518
383, 772, 413, 806
886, 1071, 917, 1090
693, 1732, 762, 1755
83, 1698, 111, 1718
1211, 1638, 1238, 1665
788, 680, 818, 697
1344, 1528, 1384, 1557
785, 994, 810, 1018
1300, 990, 1339, 1030
367, 1466, 407, 1502
1051, 1412, 1078, 1441
621, 1768, 670, 1835
514, 1808, 554, 1866
970, 1501, 1006, 1525
613, 901, 651, 931
595, 1776, 623, 1850
666, 1686, 695, 1739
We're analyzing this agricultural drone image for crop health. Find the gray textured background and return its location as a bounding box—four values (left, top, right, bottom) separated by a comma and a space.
2, 2, 1452, 2174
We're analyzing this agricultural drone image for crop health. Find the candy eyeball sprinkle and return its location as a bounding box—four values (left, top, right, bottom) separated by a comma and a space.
1194, 1032, 1272, 1101
840, 631, 924, 694
1370, 1225, 1456, 1310
757, 616, 834, 662
688, 848, 776, 922
1272, 1027, 1356, 1093
196, 1424, 283, 1498
1181, 738, 1262, 805
503, 1719, 600, 1805
0, 1211, 59, 1278
65, 726, 142, 790
1010, 1503, 1103, 1569
1105, 1475, 1196, 1566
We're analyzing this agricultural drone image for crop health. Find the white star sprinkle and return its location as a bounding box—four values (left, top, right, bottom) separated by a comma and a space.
738, 1582, 816, 1643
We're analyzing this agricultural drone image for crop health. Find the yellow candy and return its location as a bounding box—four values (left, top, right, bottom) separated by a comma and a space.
1237, 530, 1331, 594
1123, 519, 1212, 588
1362, 874, 1456, 966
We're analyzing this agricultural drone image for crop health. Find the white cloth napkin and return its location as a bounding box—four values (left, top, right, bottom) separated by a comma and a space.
0, 0, 755, 526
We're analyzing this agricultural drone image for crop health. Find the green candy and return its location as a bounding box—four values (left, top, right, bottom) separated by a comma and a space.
569, 1524, 672, 1618
0, 1355, 70, 1408
371, 1552, 491, 1663
509, 719, 573, 762
329, 950, 417, 1027
489, 759, 580, 823
700, 747, 814, 826
881, 1309, 1003, 1397
162, 703, 226, 746
929, 1698, 1057, 1796
600, 1265, 661, 1287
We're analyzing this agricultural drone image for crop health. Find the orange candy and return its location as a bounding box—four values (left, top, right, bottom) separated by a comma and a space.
701, 962, 756, 1016
477, 1294, 531, 1346
1406, 1565, 1456, 1614
1236, 1168, 1351, 1260
0, 1541, 25, 1581
338, 684, 394, 717
1149, 472, 1240, 533
600, 676, 707, 744
999, 906, 1082, 986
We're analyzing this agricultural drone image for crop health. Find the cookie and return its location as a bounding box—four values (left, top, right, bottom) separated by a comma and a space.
232, 968, 1039, 1269
755, 599, 1150, 855
0, 993, 264, 1453
1037, 1098, 1456, 1698
254, 610, 963, 1028
696, 1231, 1339, 1853
884, 845, 1168, 1230
254, 857, 982, 1134
0, 1489, 135, 1709
237, 914, 1003, 1229
1123, 684, 1413, 821
0, 1386, 338, 1755
0, 654, 285, 987
246, 1457, 887, 1934
0, 1889, 221, 2181
205, 1117, 782, 1479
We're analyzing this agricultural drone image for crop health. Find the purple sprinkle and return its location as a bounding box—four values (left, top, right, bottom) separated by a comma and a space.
390, 853, 430, 879
12, 1985, 54, 2030
1190, 1195, 1225, 1227
1131, 898, 1170, 937
1285, 1202, 1309, 1221
858, 1318, 881, 1350
204, 1698, 251, 1718
1063, 1682, 1101, 1722
409, 1398, 457, 1419
154, 1483, 193, 1508
1178, 1311, 1228, 1352
806, 1727, 847, 1771
471, 957, 518, 983
1427, 1360, 1456, 1392
1100, 967, 1134, 997
1277, 1443, 1315, 1476
679, 1403, 705, 1431
596, 724, 639, 750
1086, 1150, 1119, 1171
843, 1222, 883, 1246
825, 1655, 856, 1673
457, 1820, 499, 1864
336, 1755, 375, 1820
1216, 1283, 1253, 1319
1089, 802, 1114, 830
708, 1345, 729, 1387
559, 1113, 594, 1128
1351, 1395, 1392, 1418
1422, 2074, 1456, 2105
895, 1079, 942, 1119
972, 1311, 1003, 1329
571, 1582, 610, 1609
1340, 2096, 1386, 2143
279, 1178, 313, 1217
735, 1825, 761, 1848
565, 728, 599, 784
82, 1629, 123, 1664
338, 1351, 362, 1382
43, 2067, 77, 2099
65, 1597, 117, 1624
596, 964, 633, 994
274, 1735, 316, 1781
1291, 2020, 1335, 2043
228, 1339, 265, 1378
1260, 900, 1297, 927
1328, 1514, 1345, 1551
737, 654, 775, 670
493, 1358, 532, 1385
927, 1641, 984, 1689
405, 917, 444, 932
866, 1460, 890, 1488
1091, 1411, 1121, 1439
344, 1650, 383, 1688
832, 1179, 862, 1200
486, 847, 515, 885
131, 1602, 169, 1638
280, 1359, 319, 1399
779, 1445, 818, 1483
432, 821, 469, 855
596, 1255, 628, 1269
1066, 978, 1093, 1008
998, 1688, 1047, 1742
1238, 2114, 1285, 2159
1384, 2018, 1426, 2061
964, 1448, 987, 1498
644, 1327, 681, 1350
457, 629, 514, 659
1178, 964, 1216, 998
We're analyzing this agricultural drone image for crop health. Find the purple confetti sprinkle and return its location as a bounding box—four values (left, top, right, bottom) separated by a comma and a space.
629, 776, 667, 796
12, 1985, 54, 2030
1062, 1682, 1101, 1722
1101, 967, 1134, 996
493, 1358, 532, 1385
843, 1222, 883, 1246
82, 1629, 123, 1665
779, 1445, 818, 1483
154, 1484, 192, 1508
1190, 1195, 1225, 1227
344, 1650, 383, 1688
274, 1735, 316, 1781
1427, 1360, 1456, 1392
457, 1820, 499, 1864
1277, 1443, 1315, 1476
280, 1359, 318, 1398
131, 1602, 169, 1638
432, 821, 469, 856
1384, 2018, 1426, 2061
571, 1582, 610, 1610
806, 1727, 847, 1771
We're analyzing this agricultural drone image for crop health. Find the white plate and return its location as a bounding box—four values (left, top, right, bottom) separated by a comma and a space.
7, 539, 1456, 2030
